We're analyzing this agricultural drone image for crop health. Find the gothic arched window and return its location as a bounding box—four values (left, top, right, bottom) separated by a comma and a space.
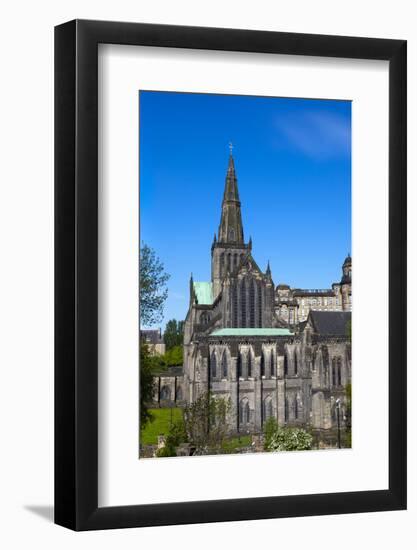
210, 352, 217, 379
249, 279, 256, 327
220, 252, 225, 277
240, 278, 247, 328
247, 350, 253, 378
270, 351, 275, 376
229, 228, 235, 241
260, 353, 265, 377
176, 386, 183, 401
332, 357, 336, 386
337, 357, 342, 386
237, 352, 242, 378
234, 253, 238, 269
201, 312, 211, 325
294, 352, 298, 375
233, 283, 238, 327
244, 401, 250, 424
221, 351, 228, 379
257, 281, 263, 327
284, 354, 288, 375
160, 386, 171, 401
239, 399, 250, 425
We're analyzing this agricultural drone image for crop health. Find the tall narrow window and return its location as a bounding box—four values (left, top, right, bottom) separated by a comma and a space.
257, 281, 263, 327
247, 350, 252, 378
285, 397, 289, 422
249, 279, 256, 327
160, 386, 171, 401
244, 402, 250, 424
222, 352, 228, 379
239, 399, 249, 425
220, 252, 225, 277
237, 353, 242, 378
210, 352, 217, 379
234, 253, 238, 269
233, 283, 238, 327
240, 278, 247, 327
294, 352, 298, 375
295, 395, 299, 419
284, 354, 288, 375
260, 353, 265, 377
332, 358, 336, 386
227, 253, 232, 273
270, 351, 275, 376
337, 357, 342, 386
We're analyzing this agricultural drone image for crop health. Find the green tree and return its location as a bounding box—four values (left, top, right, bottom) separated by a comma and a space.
139, 243, 170, 428
163, 345, 183, 367
156, 420, 187, 457
140, 343, 157, 427
183, 392, 231, 454
263, 420, 313, 452
163, 319, 184, 350
263, 417, 279, 450
140, 243, 170, 326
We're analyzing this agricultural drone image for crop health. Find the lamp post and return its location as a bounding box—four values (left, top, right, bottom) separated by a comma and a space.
335, 398, 341, 449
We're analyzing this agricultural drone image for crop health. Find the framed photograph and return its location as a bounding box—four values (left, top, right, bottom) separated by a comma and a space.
55, 20, 406, 530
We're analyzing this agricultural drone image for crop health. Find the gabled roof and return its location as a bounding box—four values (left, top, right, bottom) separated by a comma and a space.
210, 328, 293, 337
235, 252, 263, 278
308, 310, 351, 336
140, 329, 163, 344
193, 281, 213, 305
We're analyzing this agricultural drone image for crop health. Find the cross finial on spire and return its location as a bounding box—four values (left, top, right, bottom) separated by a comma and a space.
229, 142, 234, 155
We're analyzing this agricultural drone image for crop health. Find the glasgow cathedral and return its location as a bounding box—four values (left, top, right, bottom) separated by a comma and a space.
153, 152, 352, 441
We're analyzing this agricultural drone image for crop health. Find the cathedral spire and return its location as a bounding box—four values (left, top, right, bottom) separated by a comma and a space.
217, 149, 244, 244
266, 260, 271, 278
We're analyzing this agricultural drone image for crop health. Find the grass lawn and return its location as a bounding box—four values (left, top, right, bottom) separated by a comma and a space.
221, 435, 252, 452
140, 407, 183, 445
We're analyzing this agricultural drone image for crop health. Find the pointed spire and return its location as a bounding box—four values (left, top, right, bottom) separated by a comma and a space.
266, 260, 271, 278
223, 153, 240, 202
218, 148, 244, 244
248, 236, 252, 250
189, 273, 194, 305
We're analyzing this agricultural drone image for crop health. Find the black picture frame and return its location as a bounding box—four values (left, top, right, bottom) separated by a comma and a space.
55, 19, 407, 531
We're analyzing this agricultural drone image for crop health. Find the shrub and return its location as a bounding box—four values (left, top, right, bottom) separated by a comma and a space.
264, 422, 313, 452
156, 420, 187, 457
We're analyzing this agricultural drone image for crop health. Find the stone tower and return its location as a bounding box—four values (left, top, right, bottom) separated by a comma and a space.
211, 153, 250, 299
341, 254, 352, 311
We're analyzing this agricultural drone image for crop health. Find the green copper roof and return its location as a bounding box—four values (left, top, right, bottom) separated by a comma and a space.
193, 282, 213, 305
210, 328, 293, 337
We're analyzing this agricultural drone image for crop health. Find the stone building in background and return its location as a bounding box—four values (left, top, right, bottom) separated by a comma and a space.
275, 255, 352, 326
140, 328, 166, 356
154, 152, 352, 443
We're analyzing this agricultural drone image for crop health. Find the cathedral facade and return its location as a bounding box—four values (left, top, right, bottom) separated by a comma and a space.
158, 153, 352, 440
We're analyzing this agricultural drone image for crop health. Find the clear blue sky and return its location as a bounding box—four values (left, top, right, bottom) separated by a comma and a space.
139, 91, 351, 330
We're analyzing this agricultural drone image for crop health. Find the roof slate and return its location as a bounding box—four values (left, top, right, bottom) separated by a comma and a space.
309, 310, 351, 336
